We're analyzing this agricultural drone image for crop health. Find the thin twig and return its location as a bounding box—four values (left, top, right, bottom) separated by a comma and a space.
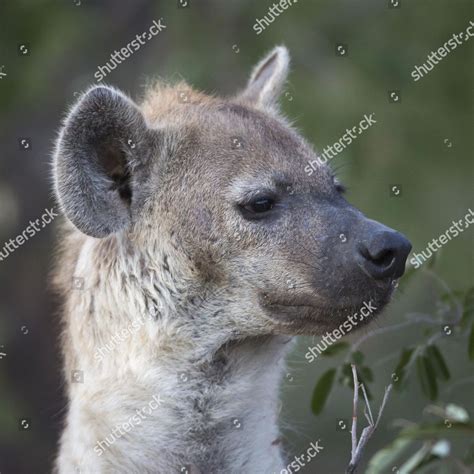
375, 384, 392, 429
363, 408, 372, 426
346, 367, 393, 474
360, 383, 374, 425
351, 364, 358, 460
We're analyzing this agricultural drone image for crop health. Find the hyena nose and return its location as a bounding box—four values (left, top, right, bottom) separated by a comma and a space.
357, 230, 412, 280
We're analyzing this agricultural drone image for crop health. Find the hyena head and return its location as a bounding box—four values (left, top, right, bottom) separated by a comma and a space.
53, 46, 411, 339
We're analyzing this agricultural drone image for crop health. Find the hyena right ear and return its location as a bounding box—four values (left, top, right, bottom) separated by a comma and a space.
53, 86, 156, 238
240, 45, 290, 110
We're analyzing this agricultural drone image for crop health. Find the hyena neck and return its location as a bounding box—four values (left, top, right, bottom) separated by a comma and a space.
56, 234, 290, 473
154, 335, 292, 473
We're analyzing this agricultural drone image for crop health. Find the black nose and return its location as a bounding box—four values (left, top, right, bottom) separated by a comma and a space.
357, 230, 412, 280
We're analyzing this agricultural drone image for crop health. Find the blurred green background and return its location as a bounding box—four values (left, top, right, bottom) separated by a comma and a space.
0, 0, 472, 472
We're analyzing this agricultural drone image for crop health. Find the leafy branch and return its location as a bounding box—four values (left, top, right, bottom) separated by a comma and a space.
309, 262, 474, 472
346, 365, 393, 473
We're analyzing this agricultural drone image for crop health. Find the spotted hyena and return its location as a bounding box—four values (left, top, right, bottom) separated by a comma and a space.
52, 46, 411, 473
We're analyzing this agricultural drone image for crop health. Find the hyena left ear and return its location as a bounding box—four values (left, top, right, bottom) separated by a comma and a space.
240, 45, 290, 109
53, 85, 157, 238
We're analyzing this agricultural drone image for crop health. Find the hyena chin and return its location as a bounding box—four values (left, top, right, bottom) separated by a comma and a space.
52, 45, 411, 473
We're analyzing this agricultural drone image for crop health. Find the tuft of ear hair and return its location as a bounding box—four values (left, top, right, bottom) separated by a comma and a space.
240, 45, 290, 109
52, 85, 156, 238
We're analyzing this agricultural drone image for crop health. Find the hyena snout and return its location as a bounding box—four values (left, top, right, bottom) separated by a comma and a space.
355, 219, 411, 281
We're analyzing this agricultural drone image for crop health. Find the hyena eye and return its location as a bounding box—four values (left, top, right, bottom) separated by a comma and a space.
249, 197, 275, 213
239, 195, 276, 219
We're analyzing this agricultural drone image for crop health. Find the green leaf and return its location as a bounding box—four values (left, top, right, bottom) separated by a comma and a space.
366, 438, 413, 474
321, 341, 349, 357
360, 366, 374, 383
426, 345, 450, 381
351, 350, 364, 364
411, 455, 444, 474
398, 443, 435, 473
393, 347, 415, 390
339, 363, 353, 387
417, 355, 438, 401
400, 421, 474, 440
311, 368, 336, 415
469, 323, 474, 360
446, 404, 470, 423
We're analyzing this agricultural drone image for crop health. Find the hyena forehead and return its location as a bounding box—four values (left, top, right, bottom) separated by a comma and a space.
141, 85, 333, 192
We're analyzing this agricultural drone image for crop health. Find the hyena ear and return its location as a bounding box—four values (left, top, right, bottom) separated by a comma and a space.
53, 85, 155, 238
240, 45, 290, 108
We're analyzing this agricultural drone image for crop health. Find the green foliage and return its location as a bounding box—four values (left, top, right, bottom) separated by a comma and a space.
311, 268, 474, 471
426, 345, 450, 381
392, 347, 415, 391
366, 438, 412, 474
368, 404, 473, 473
351, 350, 364, 365
321, 341, 349, 357
401, 421, 474, 440
311, 368, 336, 415
416, 354, 438, 401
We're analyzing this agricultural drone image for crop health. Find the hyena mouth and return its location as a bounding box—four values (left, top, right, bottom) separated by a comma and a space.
258, 289, 392, 333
